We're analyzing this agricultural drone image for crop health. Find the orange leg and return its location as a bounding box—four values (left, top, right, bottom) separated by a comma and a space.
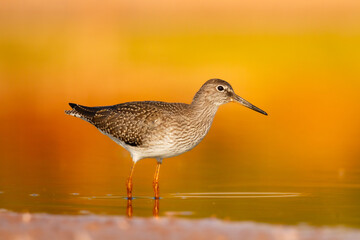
153, 162, 161, 199
126, 162, 136, 199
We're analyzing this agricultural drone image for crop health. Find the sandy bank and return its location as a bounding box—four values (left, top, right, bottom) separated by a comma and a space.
0, 211, 359, 240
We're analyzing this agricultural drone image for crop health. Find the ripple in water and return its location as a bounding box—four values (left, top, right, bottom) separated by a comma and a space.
76, 192, 305, 200
169, 192, 305, 199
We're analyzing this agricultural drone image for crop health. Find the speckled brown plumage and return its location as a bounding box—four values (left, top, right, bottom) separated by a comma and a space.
66, 101, 189, 148
65, 78, 267, 199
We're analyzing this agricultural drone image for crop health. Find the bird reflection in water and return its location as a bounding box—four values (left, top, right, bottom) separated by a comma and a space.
126, 199, 133, 217
126, 198, 160, 218
153, 198, 160, 217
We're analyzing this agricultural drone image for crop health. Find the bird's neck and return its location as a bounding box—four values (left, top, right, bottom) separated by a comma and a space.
185, 95, 219, 148
190, 94, 219, 122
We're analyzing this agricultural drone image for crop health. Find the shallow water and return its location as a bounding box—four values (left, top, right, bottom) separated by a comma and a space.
1, 150, 360, 228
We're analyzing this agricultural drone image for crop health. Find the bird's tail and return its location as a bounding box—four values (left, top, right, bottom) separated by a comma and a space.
65, 103, 100, 122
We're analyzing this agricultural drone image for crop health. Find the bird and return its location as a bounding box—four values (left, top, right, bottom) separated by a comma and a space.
65, 78, 267, 199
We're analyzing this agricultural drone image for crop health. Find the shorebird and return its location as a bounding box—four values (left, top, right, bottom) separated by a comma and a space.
65, 79, 267, 199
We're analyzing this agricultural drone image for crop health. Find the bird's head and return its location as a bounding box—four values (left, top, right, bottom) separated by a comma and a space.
193, 78, 267, 115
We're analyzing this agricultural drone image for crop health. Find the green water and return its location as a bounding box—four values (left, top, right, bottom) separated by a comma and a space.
1, 149, 359, 227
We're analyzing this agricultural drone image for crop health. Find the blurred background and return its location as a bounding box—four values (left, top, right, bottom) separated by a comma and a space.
0, 0, 360, 225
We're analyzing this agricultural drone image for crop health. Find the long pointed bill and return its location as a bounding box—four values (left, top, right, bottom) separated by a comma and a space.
232, 94, 268, 116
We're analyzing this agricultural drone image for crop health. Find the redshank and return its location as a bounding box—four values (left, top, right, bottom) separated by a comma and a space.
65, 79, 267, 199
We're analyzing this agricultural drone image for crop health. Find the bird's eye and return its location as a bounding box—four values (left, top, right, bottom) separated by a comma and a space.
217, 85, 224, 92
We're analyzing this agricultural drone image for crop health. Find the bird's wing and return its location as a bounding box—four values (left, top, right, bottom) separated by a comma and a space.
91, 102, 164, 147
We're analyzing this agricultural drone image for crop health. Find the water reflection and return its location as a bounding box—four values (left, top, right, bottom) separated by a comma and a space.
126, 199, 133, 217
125, 198, 159, 218
153, 199, 159, 218
124, 192, 304, 218
1, 186, 360, 227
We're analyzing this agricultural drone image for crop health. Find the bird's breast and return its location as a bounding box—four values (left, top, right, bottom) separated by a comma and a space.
124, 106, 218, 160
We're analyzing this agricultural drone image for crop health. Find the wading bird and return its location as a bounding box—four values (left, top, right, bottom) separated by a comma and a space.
65, 79, 267, 199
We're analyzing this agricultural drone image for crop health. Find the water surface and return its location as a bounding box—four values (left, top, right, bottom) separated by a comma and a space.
1, 151, 359, 227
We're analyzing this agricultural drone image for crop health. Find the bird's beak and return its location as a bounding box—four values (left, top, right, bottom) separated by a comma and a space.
231, 93, 268, 116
